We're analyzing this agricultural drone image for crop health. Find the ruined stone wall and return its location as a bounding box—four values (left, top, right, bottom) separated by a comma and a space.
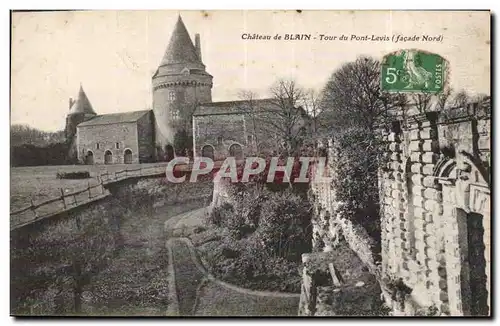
306, 102, 491, 316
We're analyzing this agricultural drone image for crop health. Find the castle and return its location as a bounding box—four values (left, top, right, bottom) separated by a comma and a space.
65, 16, 290, 165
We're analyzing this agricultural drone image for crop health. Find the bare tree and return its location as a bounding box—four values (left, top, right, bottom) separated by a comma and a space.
410, 92, 434, 113
262, 79, 309, 156
320, 56, 405, 131
302, 88, 322, 138
452, 89, 470, 108
237, 90, 260, 147
436, 85, 454, 111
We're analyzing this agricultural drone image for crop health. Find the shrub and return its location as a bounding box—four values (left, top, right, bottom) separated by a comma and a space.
331, 127, 383, 249
207, 202, 233, 227
225, 184, 269, 239
256, 190, 312, 261
199, 237, 302, 293
56, 171, 90, 179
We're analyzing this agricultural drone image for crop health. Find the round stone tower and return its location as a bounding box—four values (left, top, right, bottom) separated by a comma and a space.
152, 16, 213, 159
65, 84, 96, 162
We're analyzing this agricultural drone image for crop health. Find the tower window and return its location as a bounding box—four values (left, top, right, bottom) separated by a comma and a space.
171, 110, 179, 119
169, 91, 176, 101
217, 136, 223, 145
115, 142, 120, 149
96, 143, 100, 150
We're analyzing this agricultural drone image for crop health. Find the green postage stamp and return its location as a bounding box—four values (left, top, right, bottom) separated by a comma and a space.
381, 49, 447, 93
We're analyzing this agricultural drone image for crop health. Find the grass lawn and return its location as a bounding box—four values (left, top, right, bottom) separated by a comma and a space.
10, 163, 168, 213
195, 281, 299, 316
79, 199, 205, 316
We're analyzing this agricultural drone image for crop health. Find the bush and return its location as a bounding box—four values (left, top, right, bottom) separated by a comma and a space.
56, 171, 90, 180
207, 203, 233, 227
199, 237, 302, 293
331, 127, 382, 247
256, 190, 312, 261
226, 184, 269, 239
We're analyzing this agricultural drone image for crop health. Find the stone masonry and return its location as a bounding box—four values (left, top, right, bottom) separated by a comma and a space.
303, 100, 491, 316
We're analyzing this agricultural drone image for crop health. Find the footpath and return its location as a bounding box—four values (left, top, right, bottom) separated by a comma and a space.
164, 207, 300, 316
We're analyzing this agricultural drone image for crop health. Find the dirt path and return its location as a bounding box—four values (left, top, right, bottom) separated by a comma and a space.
166, 209, 300, 317
170, 240, 205, 316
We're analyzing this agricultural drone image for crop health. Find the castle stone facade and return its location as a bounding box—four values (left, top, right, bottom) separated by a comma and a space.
65, 16, 290, 164
301, 101, 491, 316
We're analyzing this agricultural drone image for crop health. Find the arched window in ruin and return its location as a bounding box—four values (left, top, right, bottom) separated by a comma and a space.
229, 143, 243, 160
124, 149, 133, 164
104, 150, 113, 165
201, 144, 215, 160
85, 150, 94, 165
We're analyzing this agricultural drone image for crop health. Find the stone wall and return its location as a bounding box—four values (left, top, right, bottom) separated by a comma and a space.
193, 113, 249, 161
77, 122, 139, 164
305, 102, 491, 316
136, 111, 155, 163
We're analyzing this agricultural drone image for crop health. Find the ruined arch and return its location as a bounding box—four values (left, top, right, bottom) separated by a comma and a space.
434, 153, 490, 316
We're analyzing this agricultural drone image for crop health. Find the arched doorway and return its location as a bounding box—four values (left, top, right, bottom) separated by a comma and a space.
201, 145, 215, 160
85, 151, 94, 165
455, 209, 488, 316
436, 155, 490, 316
124, 149, 133, 164
229, 143, 243, 160
165, 145, 175, 162
104, 150, 113, 165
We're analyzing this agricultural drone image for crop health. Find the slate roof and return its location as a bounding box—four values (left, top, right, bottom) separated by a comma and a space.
159, 16, 201, 66
68, 85, 96, 115
77, 110, 151, 127
193, 99, 276, 116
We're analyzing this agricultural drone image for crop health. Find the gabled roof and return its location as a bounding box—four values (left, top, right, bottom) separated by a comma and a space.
77, 110, 151, 127
159, 16, 201, 67
194, 99, 276, 116
68, 85, 96, 115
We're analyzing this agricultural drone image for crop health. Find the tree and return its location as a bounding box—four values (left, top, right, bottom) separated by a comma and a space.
410, 92, 434, 113
303, 88, 322, 139
452, 89, 470, 108
320, 56, 407, 131
237, 90, 260, 146
259, 79, 310, 156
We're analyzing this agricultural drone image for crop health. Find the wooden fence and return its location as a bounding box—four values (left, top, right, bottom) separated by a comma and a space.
10, 165, 167, 230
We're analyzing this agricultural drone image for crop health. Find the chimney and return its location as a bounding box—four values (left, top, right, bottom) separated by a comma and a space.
194, 33, 201, 60
69, 98, 74, 110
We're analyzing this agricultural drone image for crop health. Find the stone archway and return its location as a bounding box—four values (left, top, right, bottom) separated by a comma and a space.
124, 149, 133, 164
201, 144, 215, 160
436, 154, 490, 316
104, 150, 113, 165
85, 150, 94, 165
229, 143, 243, 160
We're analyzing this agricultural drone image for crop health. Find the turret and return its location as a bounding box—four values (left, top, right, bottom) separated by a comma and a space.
152, 15, 213, 159
65, 84, 96, 161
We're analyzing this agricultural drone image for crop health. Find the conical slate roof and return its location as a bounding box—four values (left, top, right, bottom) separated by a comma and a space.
159, 16, 201, 66
68, 85, 96, 115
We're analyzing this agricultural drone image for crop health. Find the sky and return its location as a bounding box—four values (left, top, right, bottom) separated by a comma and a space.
11, 10, 490, 132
